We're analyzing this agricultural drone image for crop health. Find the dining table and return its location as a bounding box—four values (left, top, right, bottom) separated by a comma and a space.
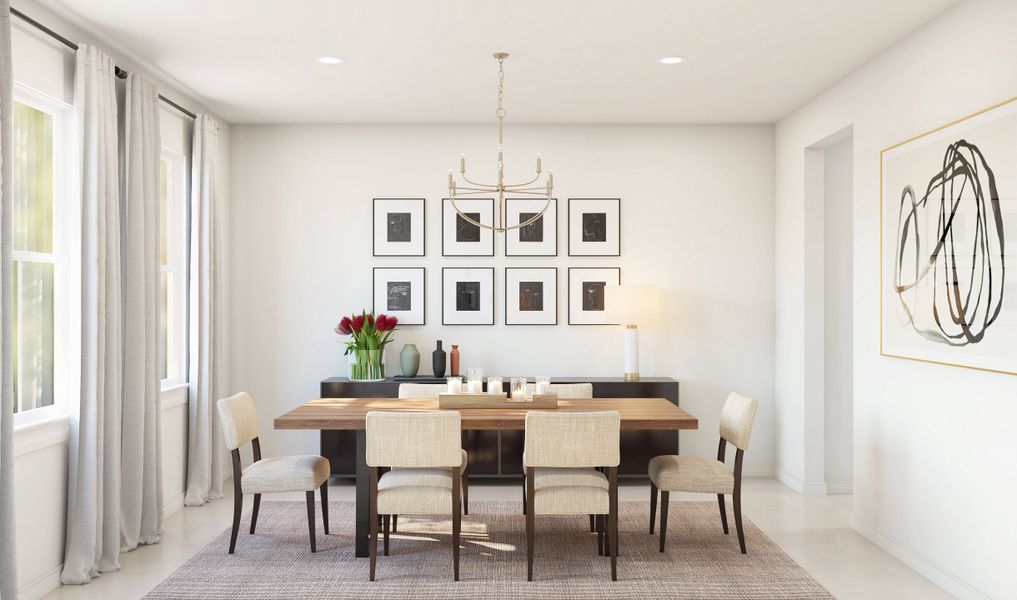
274, 396, 699, 557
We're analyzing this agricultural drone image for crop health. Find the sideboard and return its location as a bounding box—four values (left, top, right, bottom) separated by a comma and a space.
319, 376, 680, 478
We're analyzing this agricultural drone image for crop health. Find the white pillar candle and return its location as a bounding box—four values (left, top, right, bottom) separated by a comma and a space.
467, 379, 483, 395
447, 378, 462, 394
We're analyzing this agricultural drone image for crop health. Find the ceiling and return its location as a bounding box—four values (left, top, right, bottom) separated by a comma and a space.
35, 0, 959, 124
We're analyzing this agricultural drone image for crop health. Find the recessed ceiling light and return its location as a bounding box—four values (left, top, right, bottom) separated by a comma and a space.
658, 56, 686, 65
318, 56, 345, 65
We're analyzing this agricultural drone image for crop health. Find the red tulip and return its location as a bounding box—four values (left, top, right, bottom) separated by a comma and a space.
335, 316, 353, 335
376, 314, 398, 332
351, 315, 365, 333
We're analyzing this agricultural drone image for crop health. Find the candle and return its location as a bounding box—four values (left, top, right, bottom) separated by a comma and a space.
536, 153, 542, 172
486, 377, 502, 395
448, 170, 453, 188
447, 377, 462, 395
467, 379, 483, 395
535, 376, 550, 395
460, 154, 465, 172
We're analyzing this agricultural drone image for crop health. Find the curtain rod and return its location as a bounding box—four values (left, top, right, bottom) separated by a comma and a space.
10, 6, 198, 120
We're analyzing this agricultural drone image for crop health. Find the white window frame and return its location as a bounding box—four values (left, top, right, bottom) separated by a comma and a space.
161, 147, 187, 388
12, 84, 77, 428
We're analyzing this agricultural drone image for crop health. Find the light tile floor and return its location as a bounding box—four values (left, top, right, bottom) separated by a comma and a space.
40, 477, 953, 600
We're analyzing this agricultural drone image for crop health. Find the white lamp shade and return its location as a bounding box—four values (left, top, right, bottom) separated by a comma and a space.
604, 285, 660, 326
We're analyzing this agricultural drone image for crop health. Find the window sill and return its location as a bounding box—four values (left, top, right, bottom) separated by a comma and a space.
160, 382, 188, 410
13, 411, 70, 458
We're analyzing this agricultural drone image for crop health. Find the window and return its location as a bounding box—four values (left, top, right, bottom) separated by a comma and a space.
160, 149, 187, 384
12, 98, 63, 414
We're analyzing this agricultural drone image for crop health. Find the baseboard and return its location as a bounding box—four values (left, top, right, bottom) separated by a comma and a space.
850, 514, 990, 600
774, 466, 830, 495
163, 491, 185, 517
825, 480, 853, 495
18, 564, 62, 600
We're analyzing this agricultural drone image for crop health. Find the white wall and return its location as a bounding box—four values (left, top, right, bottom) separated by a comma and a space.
10, 1, 231, 597
229, 124, 776, 473
775, 1, 1017, 598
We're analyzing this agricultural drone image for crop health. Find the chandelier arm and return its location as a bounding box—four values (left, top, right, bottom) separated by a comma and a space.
459, 173, 497, 188
503, 186, 552, 192
454, 186, 502, 194
503, 189, 554, 196
504, 172, 543, 187
448, 191, 552, 232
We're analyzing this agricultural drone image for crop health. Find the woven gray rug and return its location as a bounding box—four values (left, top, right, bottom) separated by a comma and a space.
145, 500, 833, 599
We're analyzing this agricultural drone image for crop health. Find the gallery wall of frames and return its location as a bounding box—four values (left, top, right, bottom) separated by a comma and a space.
372, 197, 622, 326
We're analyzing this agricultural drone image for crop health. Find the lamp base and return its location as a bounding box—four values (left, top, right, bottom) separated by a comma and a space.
624, 371, 640, 382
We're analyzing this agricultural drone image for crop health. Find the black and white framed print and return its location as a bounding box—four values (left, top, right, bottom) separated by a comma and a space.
443, 198, 495, 256
568, 198, 620, 256
442, 267, 495, 325
505, 198, 557, 256
568, 267, 620, 325
505, 267, 557, 325
373, 198, 425, 256
373, 267, 425, 325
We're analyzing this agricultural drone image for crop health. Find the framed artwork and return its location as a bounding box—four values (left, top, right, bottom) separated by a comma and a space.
373, 198, 425, 256
505, 198, 558, 256
505, 267, 557, 325
372, 267, 425, 325
568, 198, 620, 256
442, 267, 495, 325
881, 96, 1017, 376
568, 267, 621, 325
443, 198, 495, 256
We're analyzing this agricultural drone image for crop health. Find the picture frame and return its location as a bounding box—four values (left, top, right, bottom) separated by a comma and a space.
504, 198, 558, 256
373, 267, 426, 325
505, 267, 558, 325
373, 198, 425, 256
568, 198, 620, 256
568, 267, 621, 325
443, 198, 495, 256
881, 95, 1017, 376
442, 267, 495, 325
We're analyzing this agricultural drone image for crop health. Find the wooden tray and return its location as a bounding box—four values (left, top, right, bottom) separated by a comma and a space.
438, 393, 559, 409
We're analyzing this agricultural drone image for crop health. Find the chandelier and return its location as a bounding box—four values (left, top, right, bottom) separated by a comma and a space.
447, 52, 553, 232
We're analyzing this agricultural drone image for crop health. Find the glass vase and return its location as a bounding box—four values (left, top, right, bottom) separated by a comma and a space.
349, 348, 386, 381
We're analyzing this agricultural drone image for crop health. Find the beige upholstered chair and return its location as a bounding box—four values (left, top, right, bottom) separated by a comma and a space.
397, 384, 470, 516
648, 392, 758, 554
523, 411, 620, 581
217, 392, 330, 554
366, 411, 464, 581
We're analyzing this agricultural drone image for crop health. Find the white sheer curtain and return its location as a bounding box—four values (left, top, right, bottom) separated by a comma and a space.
184, 114, 224, 506
120, 72, 163, 550
0, 0, 19, 596
62, 44, 123, 585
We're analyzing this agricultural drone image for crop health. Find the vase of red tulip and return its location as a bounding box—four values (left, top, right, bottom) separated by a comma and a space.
335, 311, 398, 381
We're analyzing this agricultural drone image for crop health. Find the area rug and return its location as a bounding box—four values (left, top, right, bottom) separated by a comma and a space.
145, 500, 833, 599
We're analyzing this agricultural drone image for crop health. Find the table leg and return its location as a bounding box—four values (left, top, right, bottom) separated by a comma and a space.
355, 429, 370, 557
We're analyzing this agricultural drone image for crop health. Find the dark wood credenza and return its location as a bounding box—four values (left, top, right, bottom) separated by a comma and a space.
319, 376, 680, 478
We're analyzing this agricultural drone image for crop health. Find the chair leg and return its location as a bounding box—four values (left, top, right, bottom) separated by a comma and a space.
369, 468, 378, 581
320, 482, 330, 535
609, 467, 618, 581
659, 491, 669, 553
249, 493, 261, 535
718, 493, 729, 534
229, 491, 242, 554
392, 514, 398, 533
383, 515, 390, 556
596, 514, 604, 556
734, 486, 746, 554
305, 490, 316, 553
590, 514, 595, 532
649, 482, 657, 534
526, 470, 535, 581
521, 475, 527, 515
453, 470, 462, 581
462, 466, 469, 516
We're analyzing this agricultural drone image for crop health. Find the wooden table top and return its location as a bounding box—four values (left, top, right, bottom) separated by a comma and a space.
273, 397, 699, 431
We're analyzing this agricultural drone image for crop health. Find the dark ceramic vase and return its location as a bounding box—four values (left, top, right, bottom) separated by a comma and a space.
432, 340, 447, 378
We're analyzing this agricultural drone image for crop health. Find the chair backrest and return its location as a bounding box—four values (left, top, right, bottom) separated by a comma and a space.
524, 411, 620, 468
366, 411, 462, 468
719, 392, 758, 451
525, 382, 593, 398
218, 392, 259, 451
397, 383, 447, 399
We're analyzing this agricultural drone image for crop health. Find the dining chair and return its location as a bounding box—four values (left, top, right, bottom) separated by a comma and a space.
217, 392, 330, 554
366, 411, 464, 581
397, 383, 470, 517
523, 410, 620, 581
648, 392, 758, 554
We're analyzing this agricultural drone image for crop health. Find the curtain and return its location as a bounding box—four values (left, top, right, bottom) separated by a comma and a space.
184, 115, 223, 506
62, 44, 123, 585
0, 0, 19, 596
120, 73, 163, 550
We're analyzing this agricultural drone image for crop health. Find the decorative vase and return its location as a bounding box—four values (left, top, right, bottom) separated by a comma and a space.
432, 340, 447, 378
400, 344, 420, 377
450, 345, 460, 377
349, 348, 386, 381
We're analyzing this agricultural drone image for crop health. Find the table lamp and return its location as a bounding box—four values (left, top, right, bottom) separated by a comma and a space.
604, 285, 660, 381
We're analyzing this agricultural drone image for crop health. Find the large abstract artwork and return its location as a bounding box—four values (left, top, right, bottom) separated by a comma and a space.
881, 97, 1017, 375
